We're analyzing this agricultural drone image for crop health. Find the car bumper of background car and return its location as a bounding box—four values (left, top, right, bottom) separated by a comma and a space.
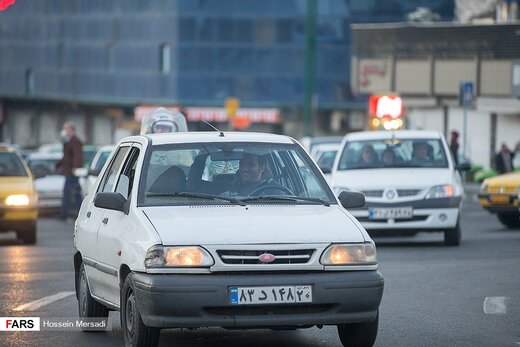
478, 193, 518, 213
0, 206, 37, 231
132, 270, 384, 329
350, 196, 461, 230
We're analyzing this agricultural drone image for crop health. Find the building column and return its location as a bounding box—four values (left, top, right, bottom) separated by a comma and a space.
490, 113, 497, 168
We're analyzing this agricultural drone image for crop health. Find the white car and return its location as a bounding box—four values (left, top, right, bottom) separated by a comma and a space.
331, 130, 468, 246
83, 145, 115, 197
312, 143, 341, 182
74, 132, 383, 347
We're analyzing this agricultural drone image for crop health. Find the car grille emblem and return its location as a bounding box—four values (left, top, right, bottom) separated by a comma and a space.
385, 189, 396, 200
259, 253, 276, 263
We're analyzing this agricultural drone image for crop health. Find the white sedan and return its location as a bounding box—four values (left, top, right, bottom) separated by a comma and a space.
73, 132, 383, 347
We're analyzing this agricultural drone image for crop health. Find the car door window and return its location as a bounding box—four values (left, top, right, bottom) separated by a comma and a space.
98, 146, 130, 193
115, 147, 140, 199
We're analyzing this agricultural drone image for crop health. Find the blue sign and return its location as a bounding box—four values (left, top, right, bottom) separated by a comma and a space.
459, 81, 474, 107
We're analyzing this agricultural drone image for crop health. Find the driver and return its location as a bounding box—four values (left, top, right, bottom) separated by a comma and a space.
231, 153, 266, 195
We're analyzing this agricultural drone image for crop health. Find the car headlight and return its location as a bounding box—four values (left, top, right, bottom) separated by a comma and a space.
144, 246, 214, 268
5, 194, 30, 206
320, 243, 377, 265
425, 184, 455, 199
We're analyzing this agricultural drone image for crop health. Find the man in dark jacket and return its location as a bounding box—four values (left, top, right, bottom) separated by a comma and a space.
450, 131, 460, 166
56, 122, 83, 219
495, 143, 515, 174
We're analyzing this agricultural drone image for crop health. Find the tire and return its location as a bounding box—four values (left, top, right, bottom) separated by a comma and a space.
78, 263, 109, 332
337, 312, 379, 347
17, 222, 37, 244
497, 212, 520, 229
121, 274, 160, 347
444, 219, 461, 246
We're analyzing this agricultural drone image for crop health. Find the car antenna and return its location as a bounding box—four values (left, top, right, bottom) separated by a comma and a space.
201, 119, 225, 137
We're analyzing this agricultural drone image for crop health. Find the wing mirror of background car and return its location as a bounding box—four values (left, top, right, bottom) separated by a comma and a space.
94, 192, 128, 213
88, 168, 101, 177
338, 190, 366, 209
456, 162, 471, 171
319, 164, 332, 174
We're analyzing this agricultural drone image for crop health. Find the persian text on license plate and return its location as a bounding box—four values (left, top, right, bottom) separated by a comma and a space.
368, 207, 413, 220
230, 285, 312, 305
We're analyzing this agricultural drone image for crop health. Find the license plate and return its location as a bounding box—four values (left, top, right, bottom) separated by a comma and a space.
368, 207, 413, 220
230, 285, 312, 305
489, 195, 509, 204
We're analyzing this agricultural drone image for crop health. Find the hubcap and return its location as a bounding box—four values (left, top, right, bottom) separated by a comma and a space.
125, 289, 136, 340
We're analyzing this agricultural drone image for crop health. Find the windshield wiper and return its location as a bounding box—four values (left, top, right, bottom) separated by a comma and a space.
145, 192, 246, 206
242, 195, 331, 206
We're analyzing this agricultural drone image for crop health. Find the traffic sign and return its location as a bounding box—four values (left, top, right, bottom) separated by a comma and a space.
225, 98, 240, 119
459, 81, 474, 107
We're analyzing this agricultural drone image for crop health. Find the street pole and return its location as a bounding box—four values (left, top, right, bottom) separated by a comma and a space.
303, 0, 317, 137
463, 104, 467, 159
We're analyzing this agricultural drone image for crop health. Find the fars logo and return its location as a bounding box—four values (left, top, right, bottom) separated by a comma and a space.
0, 317, 40, 331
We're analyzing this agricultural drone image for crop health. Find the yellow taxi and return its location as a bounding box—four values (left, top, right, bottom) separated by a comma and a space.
0, 145, 38, 243
478, 171, 520, 228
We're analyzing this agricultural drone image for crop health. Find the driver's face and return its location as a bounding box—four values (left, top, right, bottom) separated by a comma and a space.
239, 155, 264, 183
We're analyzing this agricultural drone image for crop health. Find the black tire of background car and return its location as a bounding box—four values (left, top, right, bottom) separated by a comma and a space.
337, 310, 379, 347
78, 263, 109, 332
444, 218, 461, 246
17, 222, 37, 244
497, 212, 520, 229
121, 275, 160, 347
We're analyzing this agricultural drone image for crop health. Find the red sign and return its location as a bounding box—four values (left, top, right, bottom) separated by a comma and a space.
369, 95, 402, 119
0, 0, 16, 11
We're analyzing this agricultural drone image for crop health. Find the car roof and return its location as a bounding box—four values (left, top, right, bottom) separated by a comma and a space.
125, 132, 296, 146
0, 145, 17, 153
28, 152, 63, 160
345, 130, 442, 141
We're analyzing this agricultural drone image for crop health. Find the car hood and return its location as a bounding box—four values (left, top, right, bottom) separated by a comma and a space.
0, 177, 34, 198
483, 171, 520, 187
141, 205, 365, 245
34, 175, 64, 192
332, 168, 453, 190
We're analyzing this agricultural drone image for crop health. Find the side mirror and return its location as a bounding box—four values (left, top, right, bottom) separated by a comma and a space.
456, 162, 471, 171
319, 165, 332, 174
88, 168, 101, 177
338, 190, 365, 209
94, 192, 127, 213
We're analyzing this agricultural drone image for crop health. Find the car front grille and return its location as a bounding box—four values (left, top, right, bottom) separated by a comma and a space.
217, 249, 314, 265
396, 189, 421, 197
361, 190, 384, 198
487, 186, 518, 194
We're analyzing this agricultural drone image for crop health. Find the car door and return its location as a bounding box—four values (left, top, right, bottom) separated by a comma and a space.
80, 145, 130, 300
94, 145, 141, 305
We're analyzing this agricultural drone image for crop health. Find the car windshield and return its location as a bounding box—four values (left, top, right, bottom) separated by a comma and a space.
0, 153, 28, 177
337, 138, 449, 170
138, 142, 336, 206
92, 150, 112, 172
28, 158, 60, 176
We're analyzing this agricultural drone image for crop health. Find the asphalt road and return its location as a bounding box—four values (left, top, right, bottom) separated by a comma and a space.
0, 193, 518, 347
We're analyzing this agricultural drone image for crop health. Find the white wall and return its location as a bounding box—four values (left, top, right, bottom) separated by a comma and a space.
496, 114, 520, 151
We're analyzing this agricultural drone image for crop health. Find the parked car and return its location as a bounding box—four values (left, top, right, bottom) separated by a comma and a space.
330, 130, 469, 246
74, 132, 384, 347
0, 145, 38, 243
83, 145, 115, 197
478, 172, 520, 228
27, 152, 64, 214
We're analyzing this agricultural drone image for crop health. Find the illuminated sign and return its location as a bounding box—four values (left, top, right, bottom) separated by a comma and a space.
369, 95, 402, 119
0, 0, 16, 11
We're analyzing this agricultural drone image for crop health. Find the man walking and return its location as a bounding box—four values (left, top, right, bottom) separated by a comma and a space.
495, 143, 515, 174
56, 122, 83, 220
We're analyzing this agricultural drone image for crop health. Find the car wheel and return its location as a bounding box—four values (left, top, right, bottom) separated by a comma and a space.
121, 274, 160, 347
497, 212, 520, 229
444, 219, 461, 246
78, 263, 108, 331
337, 311, 379, 347
17, 222, 37, 244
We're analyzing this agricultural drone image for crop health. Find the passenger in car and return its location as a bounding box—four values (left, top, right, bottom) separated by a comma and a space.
357, 144, 378, 168
381, 148, 396, 167
411, 141, 433, 165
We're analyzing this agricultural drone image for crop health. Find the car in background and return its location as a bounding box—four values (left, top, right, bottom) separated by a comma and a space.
0, 145, 38, 243
83, 145, 115, 197
330, 130, 470, 246
74, 132, 383, 347
312, 143, 341, 182
36, 143, 99, 169
300, 136, 343, 156
27, 152, 64, 214
478, 172, 520, 228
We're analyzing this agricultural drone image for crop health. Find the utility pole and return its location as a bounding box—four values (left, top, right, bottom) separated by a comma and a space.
303, 0, 317, 137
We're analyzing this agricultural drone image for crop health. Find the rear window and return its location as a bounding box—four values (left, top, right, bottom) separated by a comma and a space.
0, 153, 28, 177
337, 138, 448, 170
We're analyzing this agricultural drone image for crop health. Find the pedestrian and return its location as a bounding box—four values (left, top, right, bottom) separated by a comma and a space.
450, 130, 460, 166
495, 143, 515, 174
55, 122, 83, 220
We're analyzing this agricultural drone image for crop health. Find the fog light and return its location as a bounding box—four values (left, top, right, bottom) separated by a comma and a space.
439, 213, 447, 222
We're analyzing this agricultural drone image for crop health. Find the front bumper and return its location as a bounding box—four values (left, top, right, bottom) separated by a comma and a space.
350, 197, 461, 231
0, 207, 37, 231
132, 270, 384, 328
478, 193, 518, 213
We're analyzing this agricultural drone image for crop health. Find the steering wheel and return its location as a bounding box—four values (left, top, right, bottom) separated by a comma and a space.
248, 182, 294, 197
